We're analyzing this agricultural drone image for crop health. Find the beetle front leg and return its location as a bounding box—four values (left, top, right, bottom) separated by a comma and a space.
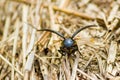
58, 47, 67, 56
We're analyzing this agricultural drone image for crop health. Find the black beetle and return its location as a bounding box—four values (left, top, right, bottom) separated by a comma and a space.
28, 24, 98, 56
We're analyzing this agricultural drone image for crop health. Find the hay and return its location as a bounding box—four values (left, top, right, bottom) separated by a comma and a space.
0, 0, 120, 80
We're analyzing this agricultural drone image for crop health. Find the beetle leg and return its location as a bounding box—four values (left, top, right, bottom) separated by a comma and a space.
58, 47, 67, 56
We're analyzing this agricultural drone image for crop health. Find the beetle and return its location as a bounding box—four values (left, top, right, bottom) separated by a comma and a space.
28, 24, 98, 56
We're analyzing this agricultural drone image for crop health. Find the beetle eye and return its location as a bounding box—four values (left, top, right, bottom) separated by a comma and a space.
63, 38, 74, 48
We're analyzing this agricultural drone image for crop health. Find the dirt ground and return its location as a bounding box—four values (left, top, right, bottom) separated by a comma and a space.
0, 0, 120, 80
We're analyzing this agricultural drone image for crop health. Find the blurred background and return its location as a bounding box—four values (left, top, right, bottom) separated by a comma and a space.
0, 0, 120, 80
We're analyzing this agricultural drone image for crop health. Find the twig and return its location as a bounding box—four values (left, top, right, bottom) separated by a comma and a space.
0, 70, 11, 80
52, 6, 95, 20
11, 18, 20, 80
70, 53, 79, 80
2, 16, 10, 41
0, 54, 23, 76
77, 68, 95, 80
22, 4, 28, 67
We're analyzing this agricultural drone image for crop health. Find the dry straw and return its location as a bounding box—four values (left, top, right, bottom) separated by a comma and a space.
0, 0, 120, 80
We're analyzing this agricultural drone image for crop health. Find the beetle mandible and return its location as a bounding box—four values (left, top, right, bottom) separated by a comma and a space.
29, 24, 98, 56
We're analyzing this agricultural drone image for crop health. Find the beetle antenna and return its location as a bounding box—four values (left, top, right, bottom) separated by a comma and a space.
26, 23, 65, 39
71, 25, 98, 39
37, 29, 65, 39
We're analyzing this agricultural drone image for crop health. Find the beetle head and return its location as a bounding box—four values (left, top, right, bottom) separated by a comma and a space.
63, 38, 74, 48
